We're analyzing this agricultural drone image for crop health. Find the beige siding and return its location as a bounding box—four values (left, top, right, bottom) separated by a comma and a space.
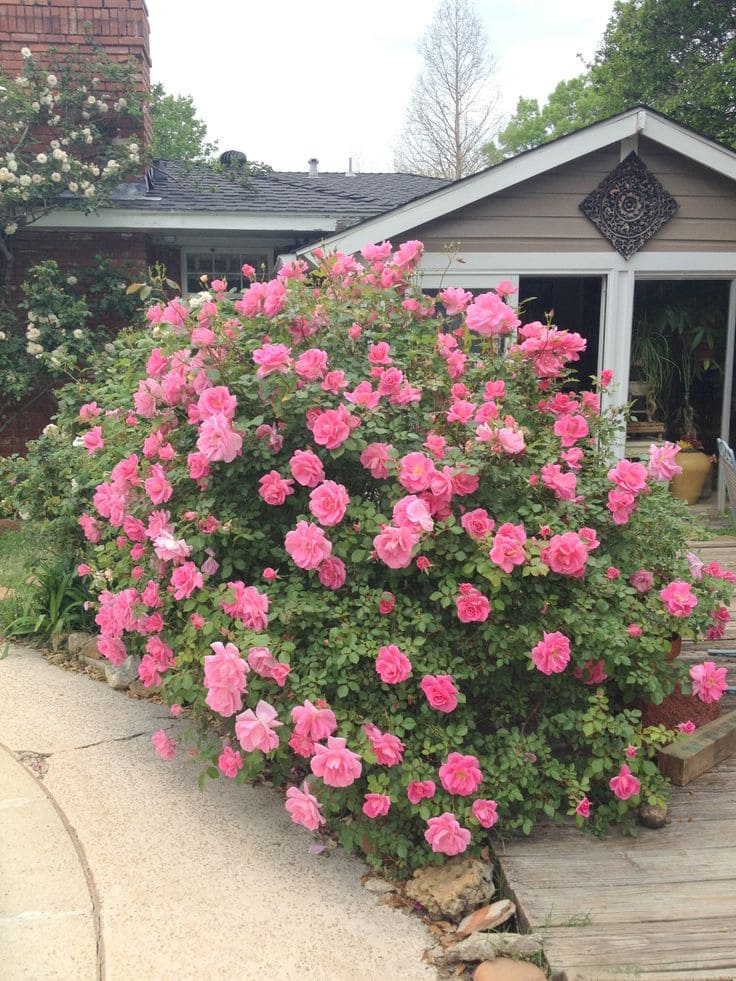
404, 139, 736, 254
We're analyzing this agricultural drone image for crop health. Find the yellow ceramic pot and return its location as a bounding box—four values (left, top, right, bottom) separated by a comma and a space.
669, 450, 712, 505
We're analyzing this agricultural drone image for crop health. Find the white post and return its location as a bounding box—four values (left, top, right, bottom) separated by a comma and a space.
718, 278, 736, 511
601, 267, 636, 457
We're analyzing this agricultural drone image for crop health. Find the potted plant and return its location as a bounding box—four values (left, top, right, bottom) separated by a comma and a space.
669, 433, 715, 505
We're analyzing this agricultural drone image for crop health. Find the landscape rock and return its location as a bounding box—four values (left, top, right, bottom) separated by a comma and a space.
639, 803, 669, 829
128, 678, 160, 698
80, 655, 106, 679
405, 856, 493, 920
363, 877, 396, 895
455, 899, 516, 938
67, 631, 95, 657
435, 932, 543, 966
79, 635, 102, 661
104, 655, 140, 690
474, 958, 547, 981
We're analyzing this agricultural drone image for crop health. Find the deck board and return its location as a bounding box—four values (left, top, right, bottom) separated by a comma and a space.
498, 531, 736, 979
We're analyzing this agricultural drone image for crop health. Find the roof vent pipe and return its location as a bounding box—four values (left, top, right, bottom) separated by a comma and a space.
345, 156, 356, 177
308, 157, 319, 178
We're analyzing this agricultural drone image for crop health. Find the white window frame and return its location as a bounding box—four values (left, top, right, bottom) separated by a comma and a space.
181, 247, 271, 295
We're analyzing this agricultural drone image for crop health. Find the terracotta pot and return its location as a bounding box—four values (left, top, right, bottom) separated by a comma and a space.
670, 450, 712, 505
639, 635, 720, 729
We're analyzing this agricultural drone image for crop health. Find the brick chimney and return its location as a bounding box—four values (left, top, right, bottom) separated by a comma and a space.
0, 0, 152, 145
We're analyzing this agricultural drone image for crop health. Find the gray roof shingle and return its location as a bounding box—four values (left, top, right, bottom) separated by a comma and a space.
112, 161, 448, 221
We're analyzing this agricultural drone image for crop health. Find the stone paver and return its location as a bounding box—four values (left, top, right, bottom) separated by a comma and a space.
0, 645, 435, 981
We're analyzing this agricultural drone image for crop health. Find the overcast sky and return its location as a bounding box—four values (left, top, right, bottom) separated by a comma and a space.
148, 0, 615, 174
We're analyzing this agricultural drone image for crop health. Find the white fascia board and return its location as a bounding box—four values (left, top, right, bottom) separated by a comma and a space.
298, 114, 642, 258
642, 115, 736, 181
30, 209, 339, 233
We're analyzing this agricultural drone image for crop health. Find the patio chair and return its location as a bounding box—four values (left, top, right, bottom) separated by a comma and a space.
707, 439, 736, 672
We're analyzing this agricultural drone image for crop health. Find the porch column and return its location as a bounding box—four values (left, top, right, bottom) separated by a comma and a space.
717, 278, 736, 510
601, 267, 636, 457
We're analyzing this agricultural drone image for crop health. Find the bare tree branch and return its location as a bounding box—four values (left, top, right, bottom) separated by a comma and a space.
395, 0, 502, 179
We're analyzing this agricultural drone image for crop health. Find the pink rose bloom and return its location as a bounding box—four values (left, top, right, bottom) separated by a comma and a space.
541, 463, 577, 501
77, 563, 92, 576
439, 286, 473, 315
144, 463, 173, 505
190, 613, 205, 630
235, 699, 283, 754
376, 644, 412, 684
362, 793, 391, 819
439, 752, 483, 796
575, 797, 591, 818
218, 745, 243, 778
187, 451, 211, 481
648, 441, 683, 481
393, 239, 423, 268
609, 764, 641, 800
197, 385, 237, 421
79, 513, 102, 543
373, 524, 418, 569
285, 521, 332, 569
221, 581, 270, 631
360, 442, 393, 479
258, 470, 295, 506
309, 480, 350, 526
289, 449, 325, 487
600, 368, 613, 387
455, 583, 491, 623
247, 646, 278, 678
310, 736, 362, 787
489, 522, 527, 573
204, 641, 248, 717
153, 533, 191, 563
83, 425, 105, 455
660, 580, 698, 617
465, 291, 520, 336
294, 348, 328, 381
420, 673, 459, 713
170, 561, 203, 600
541, 532, 589, 578
197, 413, 243, 463
677, 720, 696, 734
291, 699, 337, 741
531, 631, 571, 675
321, 370, 348, 394
285, 782, 325, 831
262, 567, 278, 581
608, 459, 648, 495
553, 413, 589, 447
364, 724, 404, 766
407, 780, 436, 805
393, 495, 433, 533
496, 426, 526, 454
151, 729, 176, 761
607, 487, 637, 525
461, 508, 495, 540
398, 451, 435, 493
630, 569, 654, 593
424, 813, 471, 856
311, 407, 356, 450
689, 661, 728, 703
627, 623, 642, 638
318, 556, 347, 590
472, 798, 499, 828
79, 401, 101, 421
253, 342, 292, 377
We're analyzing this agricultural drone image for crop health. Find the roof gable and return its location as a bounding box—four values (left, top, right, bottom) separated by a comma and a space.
297, 108, 736, 257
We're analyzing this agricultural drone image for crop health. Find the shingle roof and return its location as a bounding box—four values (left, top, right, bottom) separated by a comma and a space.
112, 160, 448, 220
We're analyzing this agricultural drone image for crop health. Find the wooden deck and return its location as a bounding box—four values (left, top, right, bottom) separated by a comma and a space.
498, 533, 736, 980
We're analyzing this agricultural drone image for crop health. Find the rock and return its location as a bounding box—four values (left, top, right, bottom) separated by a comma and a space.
639, 804, 668, 829
474, 958, 546, 981
436, 932, 543, 966
104, 655, 140, 690
405, 856, 493, 921
456, 899, 516, 938
79, 635, 102, 661
128, 678, 160, 698
67, 631, 95, 657
80, 655, 106, 679
363, 877, 396, 895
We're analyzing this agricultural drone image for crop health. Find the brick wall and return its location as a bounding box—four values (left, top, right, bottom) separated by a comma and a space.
0, 386, 57, 456
0, 0, 151, 143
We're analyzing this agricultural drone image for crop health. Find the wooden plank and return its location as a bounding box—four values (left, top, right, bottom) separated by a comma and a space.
658, 711, 736, 785
541, 917, 736, 974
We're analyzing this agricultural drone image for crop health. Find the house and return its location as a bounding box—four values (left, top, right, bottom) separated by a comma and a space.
297, 106, 736, 502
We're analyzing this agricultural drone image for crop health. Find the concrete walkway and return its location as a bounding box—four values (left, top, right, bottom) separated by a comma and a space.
0, 645, 434, 981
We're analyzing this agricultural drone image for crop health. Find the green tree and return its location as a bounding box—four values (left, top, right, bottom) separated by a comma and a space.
486, 0, 736, 161
150, 83, 218, 163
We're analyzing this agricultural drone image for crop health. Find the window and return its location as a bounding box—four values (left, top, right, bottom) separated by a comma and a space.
183, 250, 270, 294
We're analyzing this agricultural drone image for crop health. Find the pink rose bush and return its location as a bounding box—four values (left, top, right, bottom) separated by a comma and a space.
49, 237, 732, 874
